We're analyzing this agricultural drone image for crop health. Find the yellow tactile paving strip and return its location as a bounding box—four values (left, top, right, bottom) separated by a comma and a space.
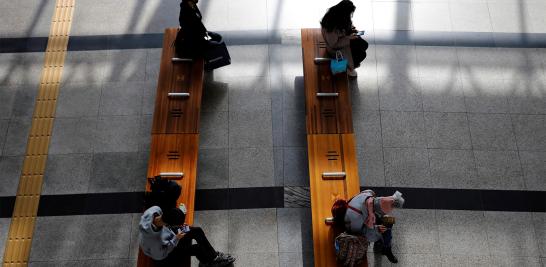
2, 0, 74, 266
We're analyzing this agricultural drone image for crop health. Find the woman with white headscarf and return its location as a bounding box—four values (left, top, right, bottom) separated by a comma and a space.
333, 189, 405, 263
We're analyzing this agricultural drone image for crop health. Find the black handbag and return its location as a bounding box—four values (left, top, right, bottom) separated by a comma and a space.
204, 34, 231, 70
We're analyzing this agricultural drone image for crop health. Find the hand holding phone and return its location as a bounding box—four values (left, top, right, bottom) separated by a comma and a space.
175, 229, 185, 239
181, 225, 190, 233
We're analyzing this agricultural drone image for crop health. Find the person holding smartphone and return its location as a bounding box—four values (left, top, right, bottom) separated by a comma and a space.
320, 0, 369, 77
139, 206, 235, 267
332, 190, 404, 263
175, 0, 223, 59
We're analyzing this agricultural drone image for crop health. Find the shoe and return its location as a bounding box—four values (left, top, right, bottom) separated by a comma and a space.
199, 253, 233, 267
347, 69, 357, 77
382, 247, 398, 263
201, 252, 235, 267
216, 252, 235, 263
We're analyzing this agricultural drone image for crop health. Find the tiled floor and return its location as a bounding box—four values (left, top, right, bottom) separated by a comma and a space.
1, 0, 546, 266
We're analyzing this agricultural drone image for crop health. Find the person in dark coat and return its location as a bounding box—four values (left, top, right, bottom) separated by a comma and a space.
320, 0, 368, 77
176, 0, 221, 59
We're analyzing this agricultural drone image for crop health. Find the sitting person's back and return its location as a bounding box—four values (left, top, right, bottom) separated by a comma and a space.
320, 0, 368, 77
139, 206, 180, 261
176, 0, 208, 58
332, 190, 405, 264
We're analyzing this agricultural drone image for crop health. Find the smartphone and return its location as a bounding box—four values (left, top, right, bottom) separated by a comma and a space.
356, 31, 365, 36
181, 225, 190, 233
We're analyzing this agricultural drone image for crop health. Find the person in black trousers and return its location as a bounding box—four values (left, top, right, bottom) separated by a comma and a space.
175, 0, 221, 59
139, 206, 235, 267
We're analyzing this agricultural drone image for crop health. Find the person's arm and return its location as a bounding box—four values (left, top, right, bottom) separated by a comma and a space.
324, 29, 351, 49
361, 223, 383, 242
139, 206, 162, 233
160, 228, 181, 256
358, 195, 382, 241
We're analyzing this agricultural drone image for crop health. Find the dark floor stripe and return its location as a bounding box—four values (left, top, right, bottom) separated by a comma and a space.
365, 187, 546, 212
0, 37, 49, 53
0, 187, 544, 218
2, 31, 546, 53
194, 187, 284, 211
0, 196, 16, 218
37, 192, 144, 216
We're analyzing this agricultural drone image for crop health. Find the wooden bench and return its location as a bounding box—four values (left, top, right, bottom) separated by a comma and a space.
301, 28, 366, 267
137, 28, 204, 267
301, 29, 353, 134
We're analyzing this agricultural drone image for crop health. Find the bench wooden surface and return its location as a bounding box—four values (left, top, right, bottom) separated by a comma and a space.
307, 134, 361, 266
152, 28, 204, 134
301, 28, 353, 135
146, 134, 199, 225
138, 27, 204, 267
302, 28, 366, 267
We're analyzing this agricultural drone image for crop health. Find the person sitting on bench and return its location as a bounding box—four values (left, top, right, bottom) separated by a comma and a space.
139, 206, 235, 267
333, 190, 405, 263
175, 0, 222, 59
320, 0, 368, 77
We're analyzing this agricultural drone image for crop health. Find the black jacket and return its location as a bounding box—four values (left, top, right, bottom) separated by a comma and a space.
176, 1, 208, 57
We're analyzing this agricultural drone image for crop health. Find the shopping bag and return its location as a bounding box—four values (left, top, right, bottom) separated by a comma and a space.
204, 39, 231, 71
330, 50, 348, 74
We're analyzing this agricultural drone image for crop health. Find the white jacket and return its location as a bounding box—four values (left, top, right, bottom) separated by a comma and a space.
138, 206, 179, 260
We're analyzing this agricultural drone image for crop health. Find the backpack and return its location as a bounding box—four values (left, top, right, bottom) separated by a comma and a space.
144, 176, 182, 210
334, 232, 368, 267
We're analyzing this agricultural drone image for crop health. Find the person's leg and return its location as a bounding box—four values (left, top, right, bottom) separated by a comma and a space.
382, 228, 392, 248
381, 228, 398, 263
155, 234, 193, 267
184, 227, 218, 263
349, 37, 368, 69
186, 227, 236, 266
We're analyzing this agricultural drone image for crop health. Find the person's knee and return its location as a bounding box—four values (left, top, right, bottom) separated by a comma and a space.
190, 226, 204, 234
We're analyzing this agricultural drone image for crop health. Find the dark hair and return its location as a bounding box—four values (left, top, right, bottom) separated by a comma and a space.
162, 207, 186, 226
145, 177, 182, 210
331, 198, 348, 228
320, 0, 356, 33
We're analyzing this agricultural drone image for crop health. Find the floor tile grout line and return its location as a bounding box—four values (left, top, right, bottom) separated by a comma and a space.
509, 113, 528, 190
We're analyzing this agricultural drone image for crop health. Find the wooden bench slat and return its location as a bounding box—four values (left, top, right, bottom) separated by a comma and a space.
303, 28, 365, 267
307, 134, 361, 267
152, 28, 204, 134
147, 133, 199, 225
302, 28, 353, 135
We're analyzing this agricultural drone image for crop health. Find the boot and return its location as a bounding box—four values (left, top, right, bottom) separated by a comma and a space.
382, 247, 398, 263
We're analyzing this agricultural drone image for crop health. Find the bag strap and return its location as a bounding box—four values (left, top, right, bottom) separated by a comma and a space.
346, 193, 374, 215
335, 50, 343, 61
347, 205, 363, 215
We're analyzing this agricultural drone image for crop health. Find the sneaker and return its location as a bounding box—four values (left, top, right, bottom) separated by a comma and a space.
201, 252, 235, 267
382, 247, 398, 263
347, 69, 358, 77
199, 252, 235, 267
215, 252, 235, 263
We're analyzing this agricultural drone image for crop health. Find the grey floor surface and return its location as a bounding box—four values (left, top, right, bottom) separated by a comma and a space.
1, 0, 546, 266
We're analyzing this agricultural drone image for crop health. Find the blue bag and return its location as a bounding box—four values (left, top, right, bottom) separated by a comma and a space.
330, 50, 348, 74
